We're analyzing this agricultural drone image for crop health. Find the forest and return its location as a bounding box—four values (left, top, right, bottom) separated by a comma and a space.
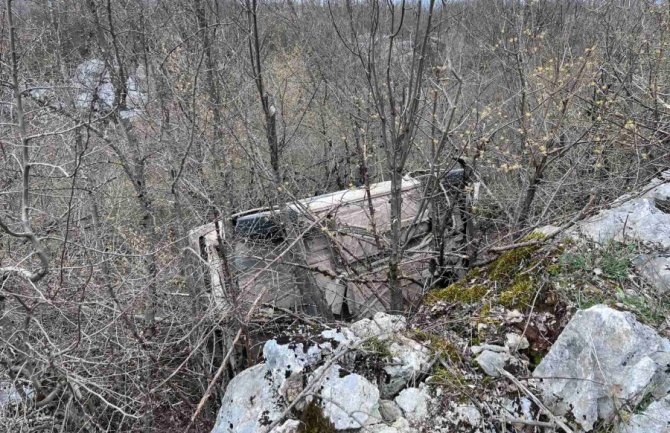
1, 0, 669, 431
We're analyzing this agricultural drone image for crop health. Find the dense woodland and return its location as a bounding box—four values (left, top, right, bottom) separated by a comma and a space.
1, 0, 669, 431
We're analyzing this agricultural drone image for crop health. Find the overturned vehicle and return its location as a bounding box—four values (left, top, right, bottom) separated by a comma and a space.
189, 170, 470, 319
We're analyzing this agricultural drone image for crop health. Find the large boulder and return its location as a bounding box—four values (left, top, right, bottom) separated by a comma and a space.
577, 171, 670, 249
533, 304, 670, 431
578, 198, 670, 248
211, 313, 427, 433
211, 364, 283, 433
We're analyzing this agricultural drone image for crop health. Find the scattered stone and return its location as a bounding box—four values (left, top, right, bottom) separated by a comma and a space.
350, 312, 407, 340
394, 387, 429, 422
533, 304, 670, 431
361, 417, 411, 433
454, 404, 482, 426
271, 419, 301, 433
471, 344, 507, 355
534, 225, 561, 237
504, 333, 529, 351
378, 400, 403, 422
635, 254, 670, 294
504, 309, 525, 324
475, 350, 510, 377
381, 336, 431, 397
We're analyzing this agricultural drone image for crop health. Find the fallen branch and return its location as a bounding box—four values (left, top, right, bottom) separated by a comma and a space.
185, 328, 243, 432
497, 368, 575, 433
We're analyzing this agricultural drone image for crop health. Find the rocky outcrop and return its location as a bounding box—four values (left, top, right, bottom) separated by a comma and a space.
211, 313, 432, 433
210, 172, 670, 433
578, 170, 670, 295
533, 304, 670, 431
578, 171, 670, 248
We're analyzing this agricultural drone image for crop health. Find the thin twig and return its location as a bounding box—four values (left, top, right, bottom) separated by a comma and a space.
497, 368, 575, 433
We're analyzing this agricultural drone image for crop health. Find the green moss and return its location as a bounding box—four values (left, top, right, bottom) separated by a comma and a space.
547, 263, 561, 276
412, 330, 462, 362
529, 351, 545, 368
432, 366, 471, 387
522, 231, 547, 242
499, 275, 535, 308
488, 244, 541, 281
465, 266, 483, 279
297, 400, 336, 433
362, 337, 391, 358
429, 283, 488, 304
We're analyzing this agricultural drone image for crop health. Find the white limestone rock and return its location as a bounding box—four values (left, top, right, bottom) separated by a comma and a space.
394, 387, 429, 422
361, 417, 412, 433
320, 327, 359, 347
533, 304, 670, 431
271, 420, 301, 433
635, 254, 670, 294
211, 364, 283, 433
505, 333, 529, 351
454, 404, 482, 427
381, 335, 431, 397
475, 350, 510, 377
313, 364, 381, 430
350, 312, 406, 340
578, 197, 670, 248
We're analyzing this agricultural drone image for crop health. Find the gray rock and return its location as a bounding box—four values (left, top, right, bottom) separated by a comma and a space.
615, 394, 670, 433
271, 420, 301, 433
505, 333, 529, 351
475, 350, 510, 377
320, 328, 359, 346
361, 418, 412, 433
350, 312, 407, 340
379, 399, 403, 422
381, 336, 431, 397
314, 364, 380, 430
579, 198, 670, 248
471, 344, 508, 355
454, 404, 482, 426
635, 254, 670, 294
533, 304, 670, 431
211, 364, 283, 433
394, 387, 429, 421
